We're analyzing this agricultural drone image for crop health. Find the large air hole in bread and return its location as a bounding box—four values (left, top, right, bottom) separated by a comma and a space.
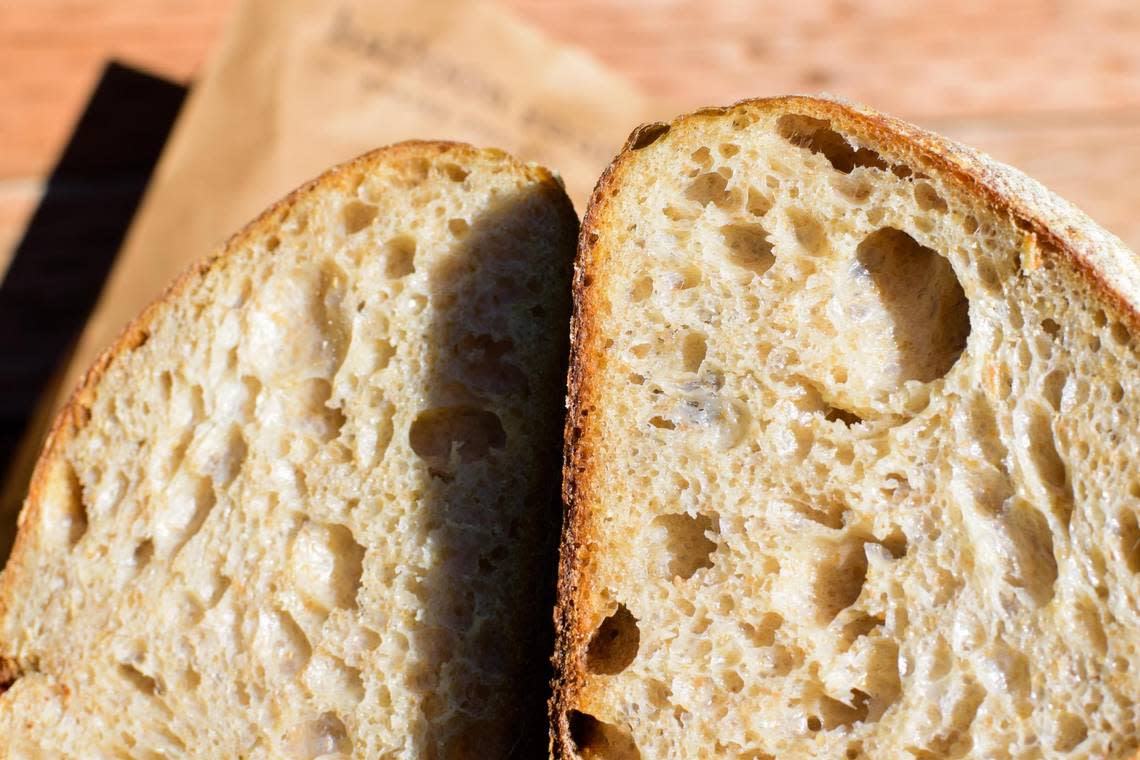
409, 406, 506, 463
776, 114, 889, 174
568, 711, 641, 760
585, 604, 640, 675
719, 223, 775, 275
853, 228, 970, 383
650, 512, 717, 579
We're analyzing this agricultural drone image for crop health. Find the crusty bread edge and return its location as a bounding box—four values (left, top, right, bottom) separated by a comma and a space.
0, 140, 568, 686
548, 94, 1140, 757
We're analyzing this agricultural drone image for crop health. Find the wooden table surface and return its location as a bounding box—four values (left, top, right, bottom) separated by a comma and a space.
2, 0, 1140, 261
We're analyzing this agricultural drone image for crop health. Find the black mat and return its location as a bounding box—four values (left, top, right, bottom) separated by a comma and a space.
0, 61, 186, 559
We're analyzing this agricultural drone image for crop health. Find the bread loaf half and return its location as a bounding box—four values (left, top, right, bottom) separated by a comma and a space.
551, 96, 1140, 759
0, 142, 577, 757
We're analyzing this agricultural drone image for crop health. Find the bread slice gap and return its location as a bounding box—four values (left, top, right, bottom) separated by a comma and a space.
553, 97, 1140, 759
0, 142, 577, 757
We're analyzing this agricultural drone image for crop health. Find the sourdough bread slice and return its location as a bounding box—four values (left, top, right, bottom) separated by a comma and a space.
0, 141, 577, 757
551, 96, 1140, 759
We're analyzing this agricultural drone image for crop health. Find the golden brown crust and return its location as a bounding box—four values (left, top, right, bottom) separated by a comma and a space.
549, 130, 631, 758
548, 95, 1140, 757
0, 140, 562, 670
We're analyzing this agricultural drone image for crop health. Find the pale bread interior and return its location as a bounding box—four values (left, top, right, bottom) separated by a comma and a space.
0, 145, 575, 758
564, 109, 1140, 759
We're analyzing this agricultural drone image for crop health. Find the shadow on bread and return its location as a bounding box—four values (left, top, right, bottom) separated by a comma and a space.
404, 184, 570, 757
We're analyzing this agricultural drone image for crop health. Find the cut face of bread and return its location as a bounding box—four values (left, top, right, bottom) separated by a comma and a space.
0, 142, 577, 757
552, 97, 1140, 759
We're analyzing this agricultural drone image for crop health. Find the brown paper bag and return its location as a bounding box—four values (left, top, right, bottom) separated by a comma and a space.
0, 0, 664, 551
75, 0, 663, 385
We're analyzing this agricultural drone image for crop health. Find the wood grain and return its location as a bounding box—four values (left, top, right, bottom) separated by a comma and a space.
1, 0, 1139, 263
0, 0, 234, 180
499, 0, 1140, 121
3, 0, 1139, 265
